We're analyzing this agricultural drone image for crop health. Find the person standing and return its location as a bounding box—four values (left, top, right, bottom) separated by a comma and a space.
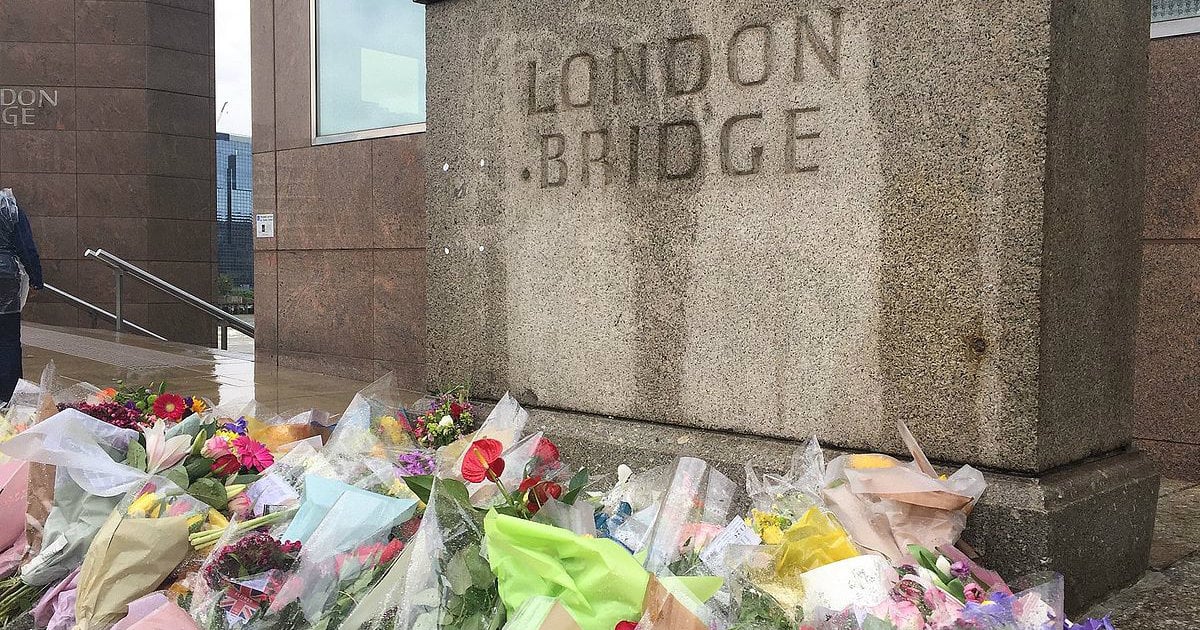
0, 189, 42, 402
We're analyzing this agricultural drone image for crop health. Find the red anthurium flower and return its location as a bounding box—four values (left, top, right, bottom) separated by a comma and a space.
462, 439, 505, 483
152, 393, 187, 421
211, 454, 241, 476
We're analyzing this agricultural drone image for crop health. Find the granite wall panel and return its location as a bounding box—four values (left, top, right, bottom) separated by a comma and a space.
0, 1, 216, 346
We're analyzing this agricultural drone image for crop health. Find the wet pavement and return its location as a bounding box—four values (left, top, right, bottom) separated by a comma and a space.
17, 322, 1196, 629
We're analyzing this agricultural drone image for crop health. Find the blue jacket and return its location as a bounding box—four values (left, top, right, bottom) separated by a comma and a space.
13, 212, 42, 289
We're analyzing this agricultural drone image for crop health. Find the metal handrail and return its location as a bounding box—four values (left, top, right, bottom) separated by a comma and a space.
84, 249, 254, 346
42, 283, 167, 340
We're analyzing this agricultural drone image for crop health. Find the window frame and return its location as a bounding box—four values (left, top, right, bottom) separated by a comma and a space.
309, 0, 427, 145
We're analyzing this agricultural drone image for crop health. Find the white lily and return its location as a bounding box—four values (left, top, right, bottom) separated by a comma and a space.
143, 420, 192, 474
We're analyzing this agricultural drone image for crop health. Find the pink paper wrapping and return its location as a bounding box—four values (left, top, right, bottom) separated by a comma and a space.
32, 566, 80, 630
111, 592, 200, 630
0, 459, 30, 550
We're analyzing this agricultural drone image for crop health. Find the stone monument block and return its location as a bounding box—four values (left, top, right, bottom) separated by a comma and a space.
422, 0, 1157, 608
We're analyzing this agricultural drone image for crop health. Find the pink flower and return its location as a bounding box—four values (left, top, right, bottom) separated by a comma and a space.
963, 582, 986, 603
202, 435, 231, 458
232, 435, 274, 472
165, 500, 192, 518
228, 492, 253, 518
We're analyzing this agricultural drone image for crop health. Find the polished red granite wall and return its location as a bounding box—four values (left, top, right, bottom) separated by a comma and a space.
1134, 32, 1200, 479
251, 0, 427, 386
0, 0, 216, 346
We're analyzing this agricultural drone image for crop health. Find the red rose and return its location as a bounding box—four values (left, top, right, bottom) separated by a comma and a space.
211, 454, 241, 476
533, 438, 560, 465
524, 481, 562, 514
379, 539, 405, 564
461, 439, 505, 483
449, 401, 465, 419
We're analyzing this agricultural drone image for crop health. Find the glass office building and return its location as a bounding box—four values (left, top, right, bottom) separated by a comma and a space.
217, 133, 254, 290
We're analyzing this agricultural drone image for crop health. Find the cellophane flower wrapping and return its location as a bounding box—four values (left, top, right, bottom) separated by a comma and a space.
640, 456, 735, 575
73, 477, 205, 630
324, 373, 417, 461
441, 393, 528, 479
246, 409, 329, 453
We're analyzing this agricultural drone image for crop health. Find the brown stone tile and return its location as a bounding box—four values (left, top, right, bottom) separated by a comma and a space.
1144, 37, 1200, 239
278, 350, 375, 383
28, 258, 77, 299
147, 91, 213, 137
0, 86, 74, 131
275, 142, 373, 250
75, 44, 146, 89
0, 43, 75, 86
252, 153, 276, 250
1137, 439, 1200, 483
371, 136, 426, 249
276, 249, 373, 358
146, 301, 215, 346
149, 175, 213, 221
23, 302, 82, 329
250, 0, 275, 153
273, 0, 310, 150
372, 249, 426, 363
147, 47, 213, 97
150, 134, 214, 178
1, 173, 76, 216
74, 1, 149, 45
372, 360, 427, 393
76, 88, 148, 132
145, 218, 213, 262
1159, 478, 1199, 498
144, 261, 214, 303
1149, 481, 1200, 568
1134, 244, 1200, 447
72, 258, 152, 308
253, 250, 278, 352
0, 130, 76, 172
77, 131, 151, 174
148, 3, 215, 55
0, 0, 74, 43
26, 215, 77, 260
80, 217, 148, 261
78, 174, 150, 218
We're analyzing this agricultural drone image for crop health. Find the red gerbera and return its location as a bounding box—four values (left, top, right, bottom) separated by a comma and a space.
152, 393, 187, 421
461, 439, 505, 483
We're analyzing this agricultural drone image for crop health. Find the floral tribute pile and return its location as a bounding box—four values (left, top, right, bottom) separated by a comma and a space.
0, 366, 1116, 630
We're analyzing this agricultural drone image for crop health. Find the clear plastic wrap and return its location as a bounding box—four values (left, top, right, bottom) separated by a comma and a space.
0, 409, 143, 497
0, 189, 30, 316
641, 457, 735, 575
324, 373, 416, 461
442, 393, 529, 478
745, 436, 825, 516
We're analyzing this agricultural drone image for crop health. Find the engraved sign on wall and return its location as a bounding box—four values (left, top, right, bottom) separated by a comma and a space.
511, 9, 844, 189
0, 89, 59, 127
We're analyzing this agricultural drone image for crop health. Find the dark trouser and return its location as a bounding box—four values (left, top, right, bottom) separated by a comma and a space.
0, 311, 20, 403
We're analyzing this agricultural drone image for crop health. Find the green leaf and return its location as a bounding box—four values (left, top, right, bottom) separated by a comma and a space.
188, 477, 229, 510
163, 465, 190, 491
403, 475, 434, 504
185, 457, 216, 481
446, 550, 473, 596
943, 578, 966, 603
441, 479, 471, 506
125, 440, 148, 472
230, 473, 262, 486
559, 468, 589, 505
463, 543, 494, 588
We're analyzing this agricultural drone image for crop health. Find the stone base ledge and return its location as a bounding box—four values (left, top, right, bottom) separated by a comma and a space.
523, 406, 1159, 612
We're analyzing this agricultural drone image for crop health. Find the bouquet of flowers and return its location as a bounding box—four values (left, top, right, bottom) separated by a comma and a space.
409, 386, 475, 449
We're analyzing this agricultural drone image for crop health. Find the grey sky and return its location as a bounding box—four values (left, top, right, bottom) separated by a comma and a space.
215, 0, 252, 137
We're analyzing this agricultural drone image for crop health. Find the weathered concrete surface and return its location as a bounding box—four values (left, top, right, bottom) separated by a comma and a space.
526, 405, 1158, 612
424, 0, 1148, 475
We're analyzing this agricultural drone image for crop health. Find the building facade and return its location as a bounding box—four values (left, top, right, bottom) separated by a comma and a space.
251, 0, 427, 385
217, 132, 253, 290
0, 0, 217, 346
1135, 2, 1200, 479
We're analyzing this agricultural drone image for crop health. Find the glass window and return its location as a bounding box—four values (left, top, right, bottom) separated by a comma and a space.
315, 0, 426, 139
1153, 0, 1200, 22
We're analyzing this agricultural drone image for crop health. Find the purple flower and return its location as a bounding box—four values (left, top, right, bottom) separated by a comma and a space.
950, 560, 971, 579
125, 401, 138, 410
962, 592, 1016, 627
397, 451, 436, 476
223, 416, 249, 435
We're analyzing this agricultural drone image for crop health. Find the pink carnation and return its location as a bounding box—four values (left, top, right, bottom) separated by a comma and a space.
232, 435, 274, 472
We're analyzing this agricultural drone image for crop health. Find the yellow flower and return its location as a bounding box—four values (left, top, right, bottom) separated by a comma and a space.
191, 398, 208, 413
127, 492, 163, 518
378, 415, 407, 444
207, 509, 229, 529
846, 454, 897, 469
